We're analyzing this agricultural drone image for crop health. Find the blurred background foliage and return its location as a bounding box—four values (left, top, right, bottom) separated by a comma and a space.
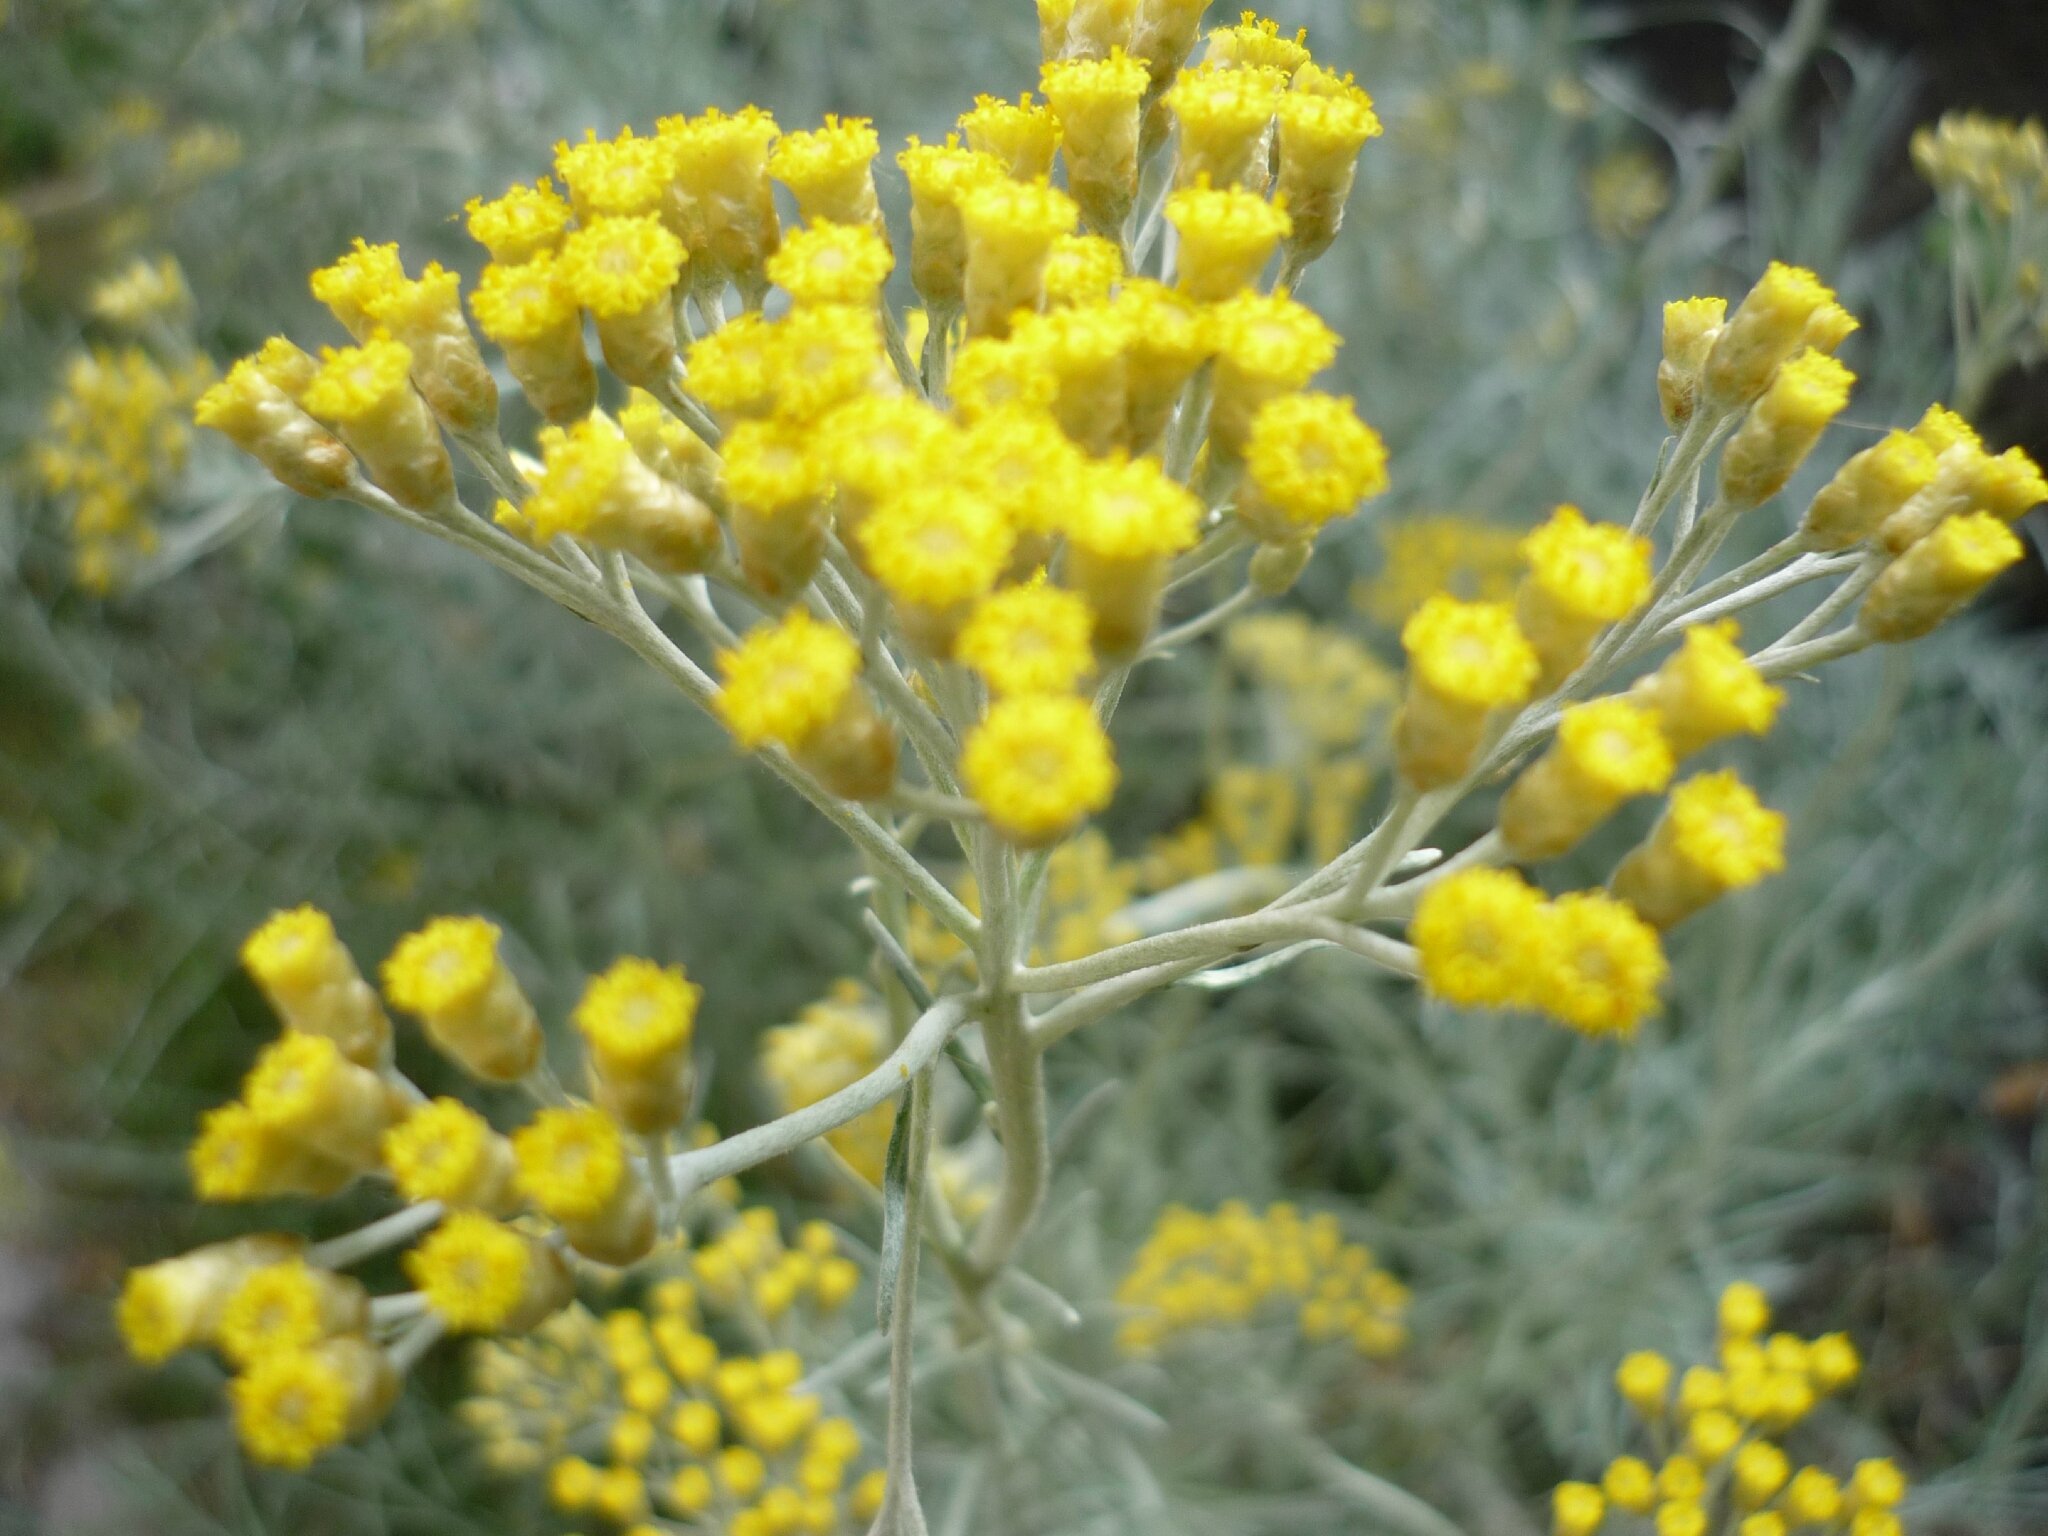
1, 0, 2044, 1532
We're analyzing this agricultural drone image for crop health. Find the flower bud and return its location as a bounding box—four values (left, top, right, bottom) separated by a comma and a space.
1042, 50, 1150, 233
364, 262, 498, 433
382, 916, 544, 1083
1058, 455, 1203, 659
1514, 505, 1653, 687
574, 959, 702, 1135
1500, 699, 1673, 860
1800, 429, 1937, 550
558, 216, 687, 389
1658, 298, 1726, 428
1611, 770, 1785, 928
1395, 598, 1539, 788
1860, 510, 2024, 642
242, 1032, 405, 1172
716, 610, 898, 802
961, 177, 1079, 339
1274, 68, 1383, 261
240, 905, 391, 1066
513, 1106, 658, 1266
898, 137, 1003, 311
659, 107, 783, 302
194, 343, 358, 500
471, 254, 598, 425
1718, 350, 1855, 508
116, 1234, 300, 1363
301, 337, 454, 512
1701, 262, 1840, 410
770, 116, 885, 233
526, 415, 721, 574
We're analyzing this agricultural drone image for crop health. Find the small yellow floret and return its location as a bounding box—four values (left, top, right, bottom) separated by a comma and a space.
523, 416, 631, 541
1603, 1457, 1658, 1514
1973, 445, 2048, 522
766, 220, 893, 306
1555, 698, 1674, 799
241, 905, 344, 994
216, 1260, 357, 1366
1209, 290, 1339, 387
1242, 391, 1389, 531
1808, 1331, 1861, 1392
1617, 1350, 1674, 1415
301, 337, 416, 424
406, 1213, 533, 1331
382, 915, 501, 1017
574, 957, 701, 1067
715, 610, 862, 751
465, 179, 574, 263
962, 695, 1118, 844
1912, 403, 1981, 456
1666, 771, 1786, 889
1639, 621, 1784, 756
470, 254, 580, 344
554, 128, 672, 220
1538, 891, 1666, 1036
230, 1347, 355, 1468
383, 1098, 498, 1205
721, 416, 827, 515
557, 215, 685, 317
1522, 505, 1653, 623
1553, 1482, 1605, 1536
769, 116, 881, 225
1412, 868, 1549, 1009
860, 486, 1016, 610
960, 93, 1062, 180
512, 1105, 628, 1223
956, 580, 1097, 696
1401, 596, 1540, 709
1063, 454, 1204, 560
1043, 233, 1124, 306
309, 239, 404, 337
1720, 1280, 1771, 1339
1164, 181, 1292, 300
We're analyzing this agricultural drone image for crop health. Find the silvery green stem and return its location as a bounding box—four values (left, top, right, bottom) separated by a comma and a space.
869, 1068, 934, 1536
666, 997, 967, 1194
309, 1202, 443, 1269
965, 992, 1046, 1285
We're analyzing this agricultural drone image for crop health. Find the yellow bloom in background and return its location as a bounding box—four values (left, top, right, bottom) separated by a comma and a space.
959, 92, 1062, 181
574, 957, 701, 1133
1553, 1482, 1605, 1536
309, 238, 405, 341
1396, 596, 1538, 787
766, 219, 893, 307
1499, 697, 1673, 860
1165, 179, 1291, 302
239, 904, 390, 1065
770, 115, 883, 230
1516, 504, 1653, 685
963, 695, 1118, 845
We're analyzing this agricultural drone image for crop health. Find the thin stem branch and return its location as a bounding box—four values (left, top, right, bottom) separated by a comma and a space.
308, 1202, 443, 1269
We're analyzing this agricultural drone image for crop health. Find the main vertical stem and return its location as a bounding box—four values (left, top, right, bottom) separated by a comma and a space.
873, 1068, 934, 1536
966, 991, 1048, 1284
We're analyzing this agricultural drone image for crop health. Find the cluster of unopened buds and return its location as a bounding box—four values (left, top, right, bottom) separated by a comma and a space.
121, 0, 2036, 1516
1553, 1283, 1906, 1536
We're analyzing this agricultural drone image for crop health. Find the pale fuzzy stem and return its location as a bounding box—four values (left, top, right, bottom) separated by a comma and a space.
1654, 550, 1858, 637
870, 1069, 934, 1536
1772, 551, 1884, 651
387, 1312, 448, 1376
965, 995, 1046, 1282
667, 997, 967, 1193
1628, 408, 1729, 539
1166, 520, 1251, 592
1143, 583, 1258, 657
449, 425, 533, 507
1298, 1440, 1470, 1536
1362, 830, 1509, 921
308, 1202, 444, 1270
652, 365, 724, 448
1026, 949, 1232, 1050
370, 1291, 430, 1326
1294, 918, 1423, 978
1009, 901, 1341, 995
1754, 624, 1872, 679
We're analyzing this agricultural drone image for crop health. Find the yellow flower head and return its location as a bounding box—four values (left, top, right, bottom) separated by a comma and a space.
1641, 621, 1784, 755
715, 610, 862, 751
554, 127, 672, 220
860, 484, 1016, 610
960, 92, 1063, 180
1167, 63, 1287, 173
721, 417, 828, 517
1783, 1469, 1842, 1525
309, 238, 404, 339
1538, 890, 1667, 1036
1043, 233, 1124, 307
465, 178, 574, 264
1401, 596, 1540, 708
216, 1259, 363, 1367
522, 416, 634, 540
1756, 348, 1856, 436
1972, 445, 2048, 522
406, 1212, 534, 1331
1412, 868, 1549, 1009
1663, 297, 1727, 371
242, 1032, 356, 1127
950, 333, 1061, 418
1665, 771, 1786, 890
1688, 1407, 1742, 1462
1603, 1457, 1658, 1514
230, 1346, 355, 1468
384, 1097, 500, 1205
963, 695, 1119, 844
1062, 453, 1204, 560
241, 905, 346, 996
1522, 505, 1652, 623
1553, 697, 1675, 798
684, 310, 782, 420
769, 116, 881, 225
1617, 1349, 1674, 1415
574, 957, 701, 1067
557, 215, 686, 318
1720, 1280, 1771, 1339
956, 579, 1098, 696
512, 1105, 629, 1223
1242, 391, 1389, 531
382, 915, 502, 1018
1808, 1331, 1861, 1392
899, 134, 1005, 212
817, 395, 953, 507
1206, 11, 1311, 75
301, 337, 416, 425
189, 1103, 281, 1202
470, 253, 580, 344
1040, 47, 1152, 125
766, 302, 887, 422
1849, 1458, 1906, 1511
956, 405, 1084, 533
1912, 402, 1982, 457
1164, 180, 1292, 301
962, 175, 1081, 262
766, 220, 893, 306
1553, 1482, 1605, 1536
1705, 261, 1838, 404
1276, 74, 1384, 156
1210, 290, 1339, 388
1734, 1441, 1791, 1508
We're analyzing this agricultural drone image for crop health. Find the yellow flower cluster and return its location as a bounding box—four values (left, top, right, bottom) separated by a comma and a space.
197, 4, 1392, 852
120, 902, 754, 1467
33, 331, 213, 591
1555, 1283, 1905, 1536
461, 1231, 880, 1536
1912, 112, 2047, 216
1115, 1200, 1409, 1361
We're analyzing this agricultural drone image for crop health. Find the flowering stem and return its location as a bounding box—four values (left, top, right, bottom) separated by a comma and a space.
387, 1312, 448, 1377
449, 426, 533, 507
651, 366, 724, 449
1754, 624, 1871, 678
871, 1068, 934, 1536
1653, 549, 1857, 637
1770, 552, 1882, 651
965, 993, 1046, 1286
1144, 583, 1258, 657
667, 997, 967, 1194
308, 1202, 443, 1270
